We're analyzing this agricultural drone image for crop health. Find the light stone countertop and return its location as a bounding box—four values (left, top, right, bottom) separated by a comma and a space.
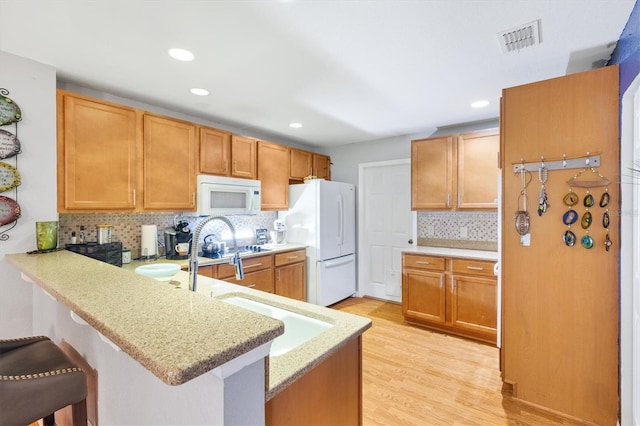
6, 249, 372, 400
404, 245, 499, 261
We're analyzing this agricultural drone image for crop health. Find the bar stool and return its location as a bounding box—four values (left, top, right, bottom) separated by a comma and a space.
0, 336, 88, 426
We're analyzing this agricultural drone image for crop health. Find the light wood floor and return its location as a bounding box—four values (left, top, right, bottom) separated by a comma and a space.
332, 297, 586, 426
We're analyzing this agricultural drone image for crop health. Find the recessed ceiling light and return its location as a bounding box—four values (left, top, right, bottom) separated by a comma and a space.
168, 48, 194, 61
190, 88, 209, 96
289, 122, 303, 128
471, 100, 490, 108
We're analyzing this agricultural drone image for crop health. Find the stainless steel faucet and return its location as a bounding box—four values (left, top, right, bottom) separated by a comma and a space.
188, 216, 243, 292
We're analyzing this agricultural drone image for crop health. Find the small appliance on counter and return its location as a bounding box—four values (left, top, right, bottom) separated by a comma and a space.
66, 242, 123, 267
164, 218, 192, 260
201, 234, 226, 258
272, 219, 286, 245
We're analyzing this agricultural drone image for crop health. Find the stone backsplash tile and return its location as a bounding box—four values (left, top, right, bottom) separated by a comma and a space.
60, 212, 277, 258
417, 211, 497, 242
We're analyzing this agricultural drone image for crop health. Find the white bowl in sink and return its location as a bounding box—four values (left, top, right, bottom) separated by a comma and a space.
135, 263, 180, 281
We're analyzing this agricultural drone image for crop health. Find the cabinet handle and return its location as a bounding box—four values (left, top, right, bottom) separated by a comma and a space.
133, 189, 136, 206
247, 284, 256, 288
457, 194, 461, 207
451, 276, 456, 291
192, 192, 196, 206
466, 266, 484, 271
288, 255, 300, 260
416, 261, 430, 265
446, 193, 450, 208
277, 270, 280, 281
244, 263, 263, 269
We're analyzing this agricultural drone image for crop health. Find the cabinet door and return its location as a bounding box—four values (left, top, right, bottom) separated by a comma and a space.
402, 269, 446, 324
143, 114, 197, 210
313, 154, 331, 180
258, 140, 290, 210
450, 274, 496, 340
290, 148, 312, 180
275, 262, 306, 301
200, 127, 231, 175
457, 129, 499, 209
411, 136, 455, 209
230, 135, 256, 179
57, 92, 139, 211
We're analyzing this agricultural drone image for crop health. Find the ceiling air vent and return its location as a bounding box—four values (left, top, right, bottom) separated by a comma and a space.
497, 20, 541, 54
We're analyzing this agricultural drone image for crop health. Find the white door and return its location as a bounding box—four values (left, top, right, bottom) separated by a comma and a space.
358, 159, 415, 303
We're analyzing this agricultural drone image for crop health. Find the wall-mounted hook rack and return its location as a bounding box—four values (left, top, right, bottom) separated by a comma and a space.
513, 154, 600, 173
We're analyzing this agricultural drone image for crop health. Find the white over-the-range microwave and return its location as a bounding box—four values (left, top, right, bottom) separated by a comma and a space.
190, 175, 261, 216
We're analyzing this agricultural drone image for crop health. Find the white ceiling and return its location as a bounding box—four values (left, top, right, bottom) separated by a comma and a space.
0, 0, 635, 148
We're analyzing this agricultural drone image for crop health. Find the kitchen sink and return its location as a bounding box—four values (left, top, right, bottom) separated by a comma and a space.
219, 296, 332, 356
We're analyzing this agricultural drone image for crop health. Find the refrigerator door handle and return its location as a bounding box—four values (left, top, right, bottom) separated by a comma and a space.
338, 195, 344, 245
323, 256, 353, 268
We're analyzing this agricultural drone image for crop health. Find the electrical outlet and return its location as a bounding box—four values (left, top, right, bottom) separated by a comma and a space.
459, 226, 468, 239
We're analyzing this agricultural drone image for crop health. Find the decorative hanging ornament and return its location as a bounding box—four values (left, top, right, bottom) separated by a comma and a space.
0, 88, 22, 126
537, 160, 549, 216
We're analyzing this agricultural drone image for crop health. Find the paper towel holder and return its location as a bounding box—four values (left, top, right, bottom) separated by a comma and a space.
140, 224, 158, 262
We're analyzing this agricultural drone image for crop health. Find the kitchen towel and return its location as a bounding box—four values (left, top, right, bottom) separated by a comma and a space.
140, 224, 158, 258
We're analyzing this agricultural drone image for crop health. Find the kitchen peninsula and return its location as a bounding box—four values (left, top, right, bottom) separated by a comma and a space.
6, 250, 371, 425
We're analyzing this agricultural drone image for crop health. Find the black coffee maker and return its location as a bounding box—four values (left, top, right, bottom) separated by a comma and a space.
164, 219, 192, 260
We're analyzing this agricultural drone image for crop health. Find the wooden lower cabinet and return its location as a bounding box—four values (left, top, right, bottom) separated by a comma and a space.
218, 254, 274, 293
195, 249, 307, 300
402, 253, 497, 344
274, 249, 306, 301
266, 336, 362, 425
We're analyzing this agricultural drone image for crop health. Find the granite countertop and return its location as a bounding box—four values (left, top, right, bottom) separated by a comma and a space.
6, 250, 283, 386
6, 249, 372, 400
404, 245, 498, 261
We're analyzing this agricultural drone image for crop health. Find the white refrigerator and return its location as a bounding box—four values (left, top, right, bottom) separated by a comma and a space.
279, 180, 356, 306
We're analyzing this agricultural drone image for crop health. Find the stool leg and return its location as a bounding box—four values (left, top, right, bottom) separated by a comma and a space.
71, 398, 87, 426
43, 413, 55, 426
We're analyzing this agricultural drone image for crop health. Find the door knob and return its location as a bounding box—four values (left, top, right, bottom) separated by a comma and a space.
408, 239, 413, 244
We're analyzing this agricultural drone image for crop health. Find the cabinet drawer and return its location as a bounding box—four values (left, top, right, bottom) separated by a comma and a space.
275, 249, 306, 266
452, 258, 496, 277
403, 254, 445, 271
224, 269, 274, 293
217, 254, 273, 278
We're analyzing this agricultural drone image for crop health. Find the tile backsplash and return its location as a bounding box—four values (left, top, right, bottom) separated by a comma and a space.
59, 212, 277, 259
417, 211, 498, 250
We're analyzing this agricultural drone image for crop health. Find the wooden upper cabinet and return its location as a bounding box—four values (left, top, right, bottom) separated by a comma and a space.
411, 129, 498, 211
313, 154, 331, 180
57, 90, 140, 211
230, 135, 257, 179
199, 126, 231, 175
290, 149, 331, 181
411, 136, 455, 209
290, 148, 313, 180
457, 129, 499, 209
258, 140, 290, 210
142, 113, 197, 211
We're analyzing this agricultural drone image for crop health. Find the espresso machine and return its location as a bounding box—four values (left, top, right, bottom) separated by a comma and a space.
164, 218, 192, 260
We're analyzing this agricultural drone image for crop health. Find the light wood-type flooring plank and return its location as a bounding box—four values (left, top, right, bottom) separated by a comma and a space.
332, 297, 587, 426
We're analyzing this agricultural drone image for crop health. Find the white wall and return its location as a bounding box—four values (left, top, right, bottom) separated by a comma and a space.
0, 50, 57, 338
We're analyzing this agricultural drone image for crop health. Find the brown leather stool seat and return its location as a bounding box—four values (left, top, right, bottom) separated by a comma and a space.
0, 336, 88, 426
